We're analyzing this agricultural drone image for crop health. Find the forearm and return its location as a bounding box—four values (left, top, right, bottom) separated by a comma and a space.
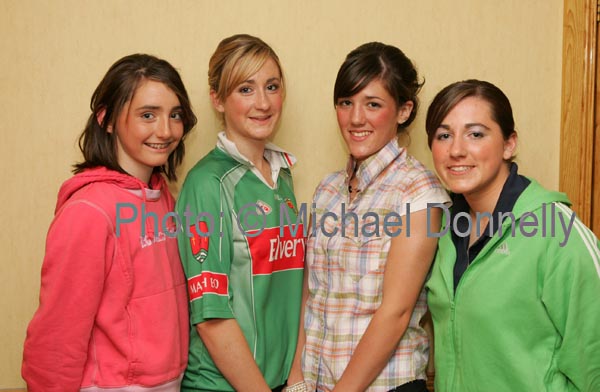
332, 306, 411, 392
287, 266, 309, 385
332, 209, 439, 392
196, 319, 271, 392
544, 236, 600, 390
287, 327, 306, 384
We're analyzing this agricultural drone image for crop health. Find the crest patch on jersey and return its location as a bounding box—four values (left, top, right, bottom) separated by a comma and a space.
256, 200, 272, 215
189, 221, 209, 263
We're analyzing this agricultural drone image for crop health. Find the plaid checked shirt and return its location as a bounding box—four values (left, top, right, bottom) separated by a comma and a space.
303, 138, 449, 391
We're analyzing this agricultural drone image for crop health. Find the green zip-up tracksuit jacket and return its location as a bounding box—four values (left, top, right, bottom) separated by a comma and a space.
427, 179, 600, 391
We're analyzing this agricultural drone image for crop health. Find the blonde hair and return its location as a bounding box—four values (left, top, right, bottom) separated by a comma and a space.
208, 34, 285, 103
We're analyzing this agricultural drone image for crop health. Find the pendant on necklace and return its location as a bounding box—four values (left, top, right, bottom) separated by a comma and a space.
348, 184, 361, 193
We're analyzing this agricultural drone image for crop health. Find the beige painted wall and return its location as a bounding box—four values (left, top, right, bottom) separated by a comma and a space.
0, 0, 563, 387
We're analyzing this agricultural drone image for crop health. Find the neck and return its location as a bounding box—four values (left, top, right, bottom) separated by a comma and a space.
353, 157, 363, 170
464, 168, 510, 216
224, 131, 274, 187
126, 168, 152, 186
225, 131, 267, 167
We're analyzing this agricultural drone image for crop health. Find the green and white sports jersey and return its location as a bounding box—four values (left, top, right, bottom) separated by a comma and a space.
176, 143, 304, 392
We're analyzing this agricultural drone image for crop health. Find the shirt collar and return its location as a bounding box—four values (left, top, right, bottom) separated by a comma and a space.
216, 131, 297, 171
450, 162, 531, 292
451, 162, 531, 237
345, 137, 404, 190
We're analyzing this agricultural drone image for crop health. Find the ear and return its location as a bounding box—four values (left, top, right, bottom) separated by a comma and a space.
503, 132, 518, 160
96, 107, 107, 127
210, 89, 225, 113
396, 101, 414, 125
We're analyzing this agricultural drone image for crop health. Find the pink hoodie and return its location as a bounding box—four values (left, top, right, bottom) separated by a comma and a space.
22, 167, 189, 392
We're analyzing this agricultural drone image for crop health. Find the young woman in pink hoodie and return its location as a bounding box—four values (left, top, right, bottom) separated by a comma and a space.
22, 54, 197, 392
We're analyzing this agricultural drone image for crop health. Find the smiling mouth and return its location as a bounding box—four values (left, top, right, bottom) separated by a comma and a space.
350, 130, 372, 137
250, 115, 271, 121
448, 165, 474, 173
145, 142, 172, 149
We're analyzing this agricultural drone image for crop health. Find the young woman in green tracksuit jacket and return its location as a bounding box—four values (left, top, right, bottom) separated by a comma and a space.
424, 79, 600, 392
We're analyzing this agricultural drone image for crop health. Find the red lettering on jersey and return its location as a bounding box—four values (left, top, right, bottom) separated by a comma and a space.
246, 225, 305, 275
189, 221, 209, 263
187, 272, 228, 301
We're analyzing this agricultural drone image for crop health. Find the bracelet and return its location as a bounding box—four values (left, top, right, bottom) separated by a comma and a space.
284, 381, 308, 392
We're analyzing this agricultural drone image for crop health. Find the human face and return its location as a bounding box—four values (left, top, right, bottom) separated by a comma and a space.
336, 79, 412, 164
110, 79, 184, 183
212, 57, 283, 145
431, 96, 516, 204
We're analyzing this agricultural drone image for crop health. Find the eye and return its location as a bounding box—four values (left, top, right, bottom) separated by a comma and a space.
171, 112, 183, 120
336, 99, 352, 107
239, 86, 252, 94
469, 130, 485, 139
267, 83, 280, 92
434, 129, 451, 140
141, 112, 155, 120
367, 102, 381, 109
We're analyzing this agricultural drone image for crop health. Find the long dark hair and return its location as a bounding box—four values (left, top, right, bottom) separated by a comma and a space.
73, 53, 197, 181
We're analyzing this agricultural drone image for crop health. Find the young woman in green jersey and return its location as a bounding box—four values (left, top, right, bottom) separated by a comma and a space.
176, 34, 304, 392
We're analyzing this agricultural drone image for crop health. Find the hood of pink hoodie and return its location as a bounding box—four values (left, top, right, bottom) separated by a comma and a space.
55, 167, 167, 214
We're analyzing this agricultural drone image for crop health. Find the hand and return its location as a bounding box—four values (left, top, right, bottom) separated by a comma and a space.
283, 381, 308, 392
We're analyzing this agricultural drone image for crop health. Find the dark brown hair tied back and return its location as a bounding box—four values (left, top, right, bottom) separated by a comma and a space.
425, 79, 515, 148
334, 42, 424, 133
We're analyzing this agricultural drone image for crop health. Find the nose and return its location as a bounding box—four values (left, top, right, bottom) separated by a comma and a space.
449, 136, 466, 157
350, 105, 365, 125
255, 89, 271, 110
157, 116, 173, 139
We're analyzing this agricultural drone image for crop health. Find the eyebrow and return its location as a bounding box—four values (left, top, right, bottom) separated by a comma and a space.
465, 122, 490, 130
135, 105, 161, 111
134, 105, 182, 111
365, 95, 384, 100
242, 77, 281, 84
437, 122, 491, 130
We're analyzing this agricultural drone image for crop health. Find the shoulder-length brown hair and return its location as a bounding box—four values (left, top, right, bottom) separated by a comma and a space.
73, 53, 197, 181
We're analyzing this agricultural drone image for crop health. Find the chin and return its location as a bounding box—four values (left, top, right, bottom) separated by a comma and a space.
251, 133, 273, 142
349, 149, 371, 161
250, 128, 275, 139
443, 180, 474, 196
